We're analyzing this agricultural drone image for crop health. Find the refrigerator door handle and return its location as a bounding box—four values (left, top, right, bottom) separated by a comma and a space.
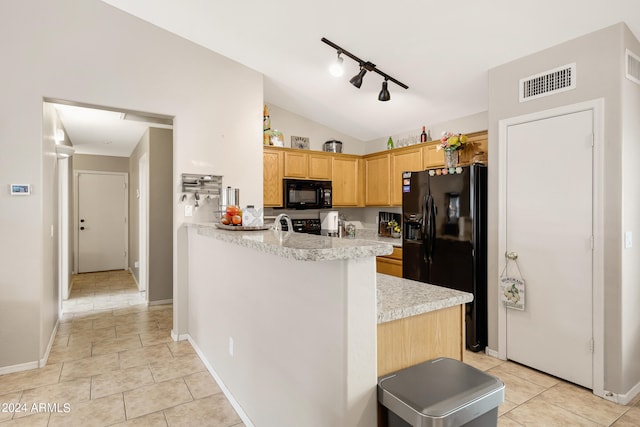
423, 194, 436, 264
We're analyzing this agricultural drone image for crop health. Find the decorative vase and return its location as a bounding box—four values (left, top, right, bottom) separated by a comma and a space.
444, 149, 459, 168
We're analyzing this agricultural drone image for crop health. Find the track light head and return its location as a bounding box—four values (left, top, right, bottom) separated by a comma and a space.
329, 51, 344, 77
350, 67, 367, 88
378, 80, 391, 101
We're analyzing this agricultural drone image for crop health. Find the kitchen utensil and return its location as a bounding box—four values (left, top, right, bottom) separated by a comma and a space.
323, 140, 343, 153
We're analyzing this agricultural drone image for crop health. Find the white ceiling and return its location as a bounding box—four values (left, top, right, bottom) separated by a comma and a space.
60, 1, 640, 155
52, 103, 173, 157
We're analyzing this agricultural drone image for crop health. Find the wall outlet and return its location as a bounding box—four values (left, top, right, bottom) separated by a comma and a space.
625, 231, 633, 249
134, 261, 139, 268
185, 205, 193, 217
229, 337, 234, 356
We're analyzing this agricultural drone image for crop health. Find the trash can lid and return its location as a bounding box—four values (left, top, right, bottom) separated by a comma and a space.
378, 358, 504, 420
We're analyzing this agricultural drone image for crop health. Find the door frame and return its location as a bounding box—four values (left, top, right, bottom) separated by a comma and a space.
74, 170, 129, 273
497, 98, 605, 398
138, 153, 148, 297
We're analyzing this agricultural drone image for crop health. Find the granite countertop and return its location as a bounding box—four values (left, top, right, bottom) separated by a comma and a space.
354, 229, 402, 247
187, 223, 393, 261
376, 273, 473, 323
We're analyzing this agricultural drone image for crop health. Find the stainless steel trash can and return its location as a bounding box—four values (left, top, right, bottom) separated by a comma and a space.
378, 358, 505, 427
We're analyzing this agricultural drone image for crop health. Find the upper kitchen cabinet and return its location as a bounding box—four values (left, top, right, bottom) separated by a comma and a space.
263, 148, 283, 207
283, 150, 332, 180
332, 155, 363, 207
364, 152, 391, 206
391, 146, 423, 206
422, 143, 445, 169
458, 131, 488, 165
423, 130, 488, 169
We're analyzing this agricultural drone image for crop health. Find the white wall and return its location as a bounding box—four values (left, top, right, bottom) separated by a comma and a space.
621, 26, 640, 395
267, 104, 366, 154
187, 228, 378, 427
365, 111, 488, 153
488, 22, 639, 397
0, 0, 263, 370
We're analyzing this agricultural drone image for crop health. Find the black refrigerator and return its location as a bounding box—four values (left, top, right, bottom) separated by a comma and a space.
402, 165, 488, 352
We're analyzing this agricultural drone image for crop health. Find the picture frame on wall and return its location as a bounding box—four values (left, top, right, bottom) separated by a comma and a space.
291, 136, 310, 150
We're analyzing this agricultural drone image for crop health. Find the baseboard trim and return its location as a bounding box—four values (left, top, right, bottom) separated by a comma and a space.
186, 335, 254, 427
170, 330, 190, 342
0, 360, 39, 375
485, 347, 502, 359
602, 381, 640, 405
149, 299, 173, 306
39, 320, 59, 367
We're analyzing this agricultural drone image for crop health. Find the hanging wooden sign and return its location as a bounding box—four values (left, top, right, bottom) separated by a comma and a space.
500, 276, 525, 310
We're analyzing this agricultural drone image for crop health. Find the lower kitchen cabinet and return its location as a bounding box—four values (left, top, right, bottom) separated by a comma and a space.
377, 304, 465, 377
376, 246, 402, 277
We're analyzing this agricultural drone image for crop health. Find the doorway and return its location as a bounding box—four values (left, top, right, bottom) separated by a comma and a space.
76, 171, 128, 273
498, 99, 605, 396
48, 100, 174, 316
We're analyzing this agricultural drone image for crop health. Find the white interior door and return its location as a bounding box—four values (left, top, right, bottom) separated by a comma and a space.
77, 172, 128, 273
505, 110, 593, 388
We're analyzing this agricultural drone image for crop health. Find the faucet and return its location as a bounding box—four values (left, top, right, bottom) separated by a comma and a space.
273, 213, 293, 232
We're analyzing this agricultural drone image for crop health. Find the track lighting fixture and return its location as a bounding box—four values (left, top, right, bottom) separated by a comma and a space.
378, 79, 391, 102
321, 37, 408, 101
329, 51, 344, 77
349, 67, 367, 88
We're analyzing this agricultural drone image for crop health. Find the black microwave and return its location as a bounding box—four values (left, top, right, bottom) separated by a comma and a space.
283, 179, 332, 210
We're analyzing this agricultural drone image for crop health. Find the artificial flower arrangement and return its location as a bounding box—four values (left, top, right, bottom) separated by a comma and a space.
438, 132, 468, 151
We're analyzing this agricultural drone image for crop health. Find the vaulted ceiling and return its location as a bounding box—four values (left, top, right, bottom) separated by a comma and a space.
60, 1, 640, 155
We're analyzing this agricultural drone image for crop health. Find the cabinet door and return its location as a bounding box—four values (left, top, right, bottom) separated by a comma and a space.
458, 131, 488, 166
263, 149, 283, 207
391, 148, 422, 206
332, 156, 360, 206
283, 151, 308, 178
423, 143, 444, 168
365, 153, 390, 206
308, 153, 332, 180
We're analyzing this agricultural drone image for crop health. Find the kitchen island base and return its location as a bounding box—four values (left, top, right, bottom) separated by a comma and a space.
186, 226, 386, 427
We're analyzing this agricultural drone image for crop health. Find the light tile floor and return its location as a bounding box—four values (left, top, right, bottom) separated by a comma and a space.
1, 270, 638, 426
0, 270, 244, 427
464, 346, 640, 426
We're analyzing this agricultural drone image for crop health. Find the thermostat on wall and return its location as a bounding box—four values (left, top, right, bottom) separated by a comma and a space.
10, 184, 31, 195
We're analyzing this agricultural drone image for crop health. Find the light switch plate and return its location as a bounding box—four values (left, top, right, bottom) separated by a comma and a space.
185, 205, 193, 217
625, 231, 632, 249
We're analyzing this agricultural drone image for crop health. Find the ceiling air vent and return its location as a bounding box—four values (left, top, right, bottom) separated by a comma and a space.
519, 63, 576, 102
626, 49, 640, 85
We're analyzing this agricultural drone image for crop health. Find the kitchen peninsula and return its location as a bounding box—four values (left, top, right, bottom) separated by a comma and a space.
184, 223, 472, 427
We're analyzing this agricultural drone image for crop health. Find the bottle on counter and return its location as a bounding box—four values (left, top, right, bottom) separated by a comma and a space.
387, 136, 394, 150
420, 126, 428, 143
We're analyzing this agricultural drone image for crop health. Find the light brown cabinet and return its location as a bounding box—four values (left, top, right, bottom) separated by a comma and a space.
376, 246, 402, 277
264, 147, 359, 207
308, 153, 333, 180
377, 304, 464, 377
391, 147, 423, 205
263, 148, 283, 207
364, 153, 390, 206
264, 130, 487, 209
422, 142, 445, 168
283, 150, 332, 180
332, 155, 362, 206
